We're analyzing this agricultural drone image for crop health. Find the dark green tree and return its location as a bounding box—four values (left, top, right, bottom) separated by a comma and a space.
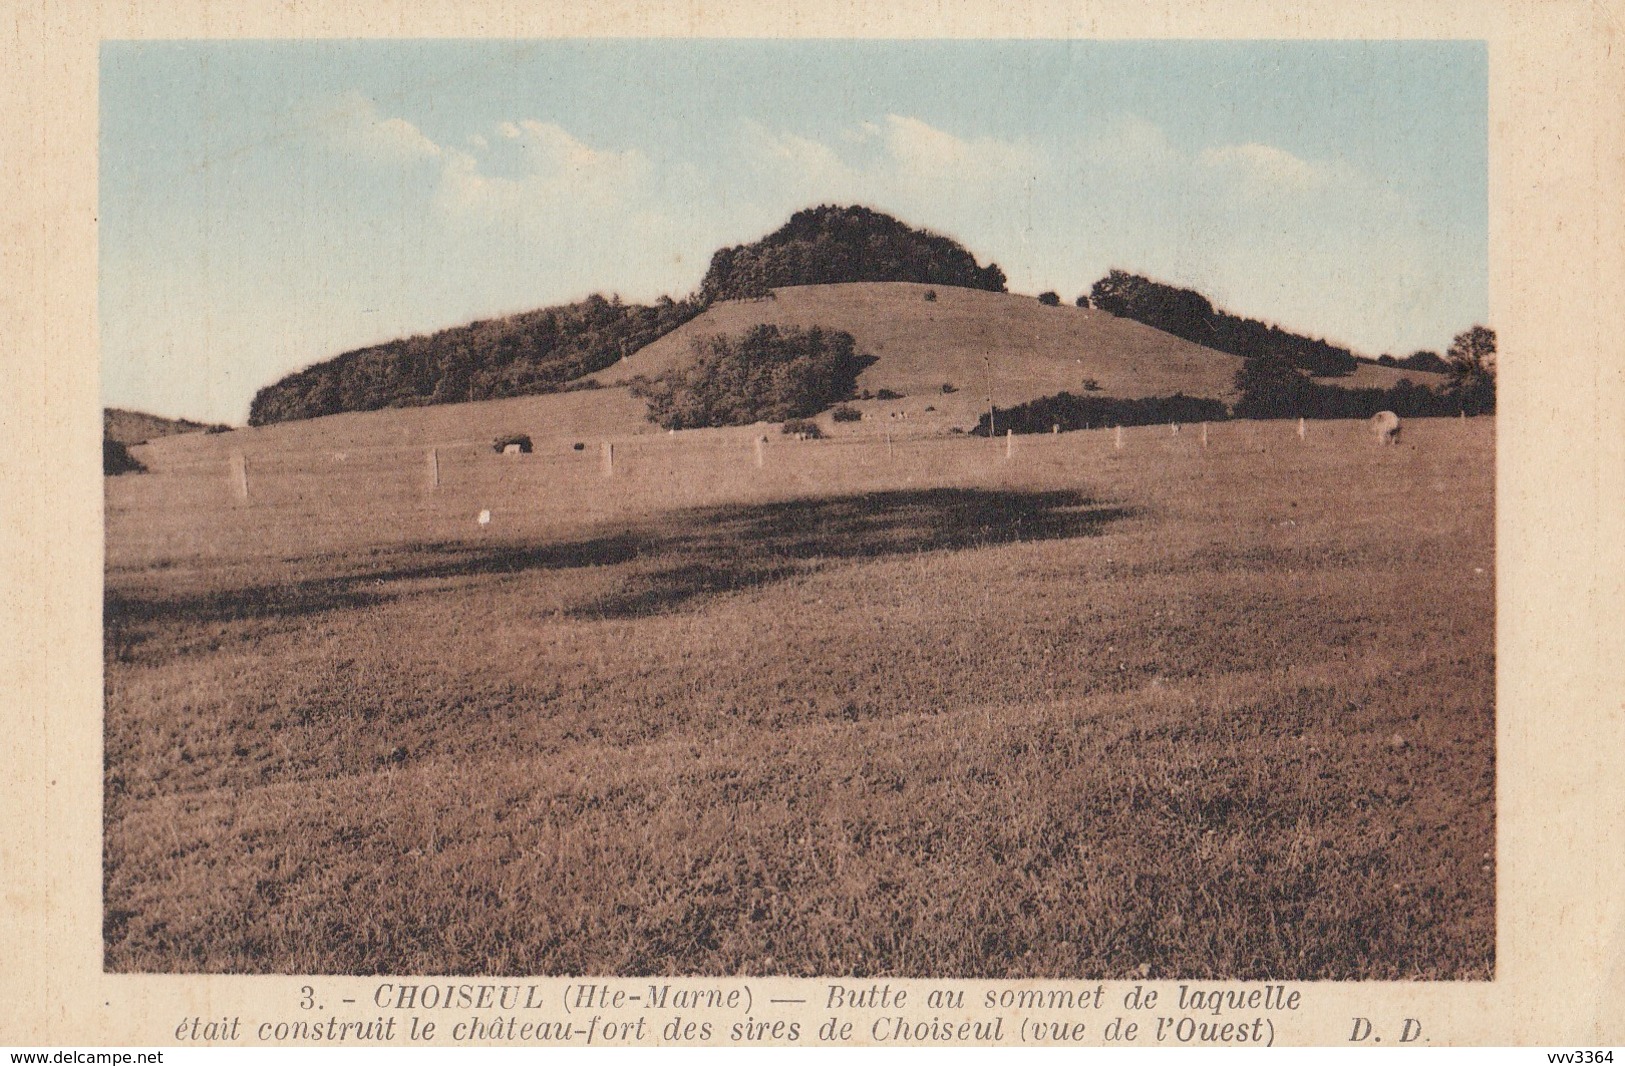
629, 325, 866, 430
1445, 325, 1497, 414
1232, 355, 1321, 419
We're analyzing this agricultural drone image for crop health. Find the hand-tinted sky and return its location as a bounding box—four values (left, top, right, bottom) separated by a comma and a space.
101, 40, 1487, 424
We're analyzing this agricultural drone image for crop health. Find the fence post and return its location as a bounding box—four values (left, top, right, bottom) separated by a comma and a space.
1115, 426, 1123, 451
426, 447, 440, 490
601, 441, 615, 477
1297, 417, 1307, 440
1005, 428, 1014, 458
229, 453, 249, 501
754, 436, 765, 468
1201, 422, 1209, 448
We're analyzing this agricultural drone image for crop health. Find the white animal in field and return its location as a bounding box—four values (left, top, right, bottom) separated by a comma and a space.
477, 509, 491, 527
1371, 411, 1401, 445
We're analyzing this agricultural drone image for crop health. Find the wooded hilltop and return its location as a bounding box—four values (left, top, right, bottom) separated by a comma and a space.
247, 204, 1461, 427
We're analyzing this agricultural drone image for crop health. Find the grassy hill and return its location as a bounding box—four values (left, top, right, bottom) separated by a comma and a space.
104, 407, 229, 445
128, 281, 1451, 470
241, 203, 1452, 430
595, 282, 1445, 434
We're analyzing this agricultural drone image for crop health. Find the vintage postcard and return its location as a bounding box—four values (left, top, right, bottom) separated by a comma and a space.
3, 0, 1622, 1050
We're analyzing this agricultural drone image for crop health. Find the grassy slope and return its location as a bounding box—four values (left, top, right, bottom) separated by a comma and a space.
104, 417, 1494, 978
122, 388, 657, 474
104, 408, 227, 445
595, 283, 1446, 433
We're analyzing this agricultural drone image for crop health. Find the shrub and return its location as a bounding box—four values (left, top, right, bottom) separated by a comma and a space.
103, 439, 146, 475
572, 442, 586, 451
976, 392, 1229, 436
629, 325, 865, 430
1082, 378, 1101, 391
941, 383, 958, 394
1075, 294, 1091, 309
1232, 357, 1466, 420
923, 289, 938, 302
492, 434, 533, 453
781, 419, 823, 438
876, 388, 903, 400
1400, 349, 1450, 373
1037, 291, 1061, 306
924, 405, 937, 412
831, 405, 862, 423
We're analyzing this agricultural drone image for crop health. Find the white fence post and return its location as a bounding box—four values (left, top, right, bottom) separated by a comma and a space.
427, 447, 440, 490
754, 436, 765, 468
1297, 417, 1307, 440
1115, 426, 1123, 451
229, 453, 249, 501
601, 441, 615, 477
1005, 429, 1014, 458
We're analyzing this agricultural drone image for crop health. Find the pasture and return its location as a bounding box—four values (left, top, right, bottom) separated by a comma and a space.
104, 416, 1495, 978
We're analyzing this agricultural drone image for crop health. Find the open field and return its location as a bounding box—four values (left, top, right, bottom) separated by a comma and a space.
105, 415, 1494, 978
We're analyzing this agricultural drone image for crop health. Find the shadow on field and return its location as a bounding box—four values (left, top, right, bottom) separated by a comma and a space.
106, 488, 1128, 652
578, 488, 1128, 619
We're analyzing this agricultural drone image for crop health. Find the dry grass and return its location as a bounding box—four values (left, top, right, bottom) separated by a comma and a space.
595, 283, 1448, 432
104, 416, 1494, 978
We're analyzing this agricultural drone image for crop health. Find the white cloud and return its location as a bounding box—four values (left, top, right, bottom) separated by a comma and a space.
1198, 142, 1335, 195
879, 114, 1039, 184
436, 120, 650, 221
1089, 114, 1180, 172
318, 91, 442, 164
739, 121, 860, 199
737, 114, 1039, 212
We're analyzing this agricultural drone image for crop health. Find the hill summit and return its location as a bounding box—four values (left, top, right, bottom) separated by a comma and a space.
698, 204, 1007, 302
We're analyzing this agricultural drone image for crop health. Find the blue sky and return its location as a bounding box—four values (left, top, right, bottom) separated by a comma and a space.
101, 40, 1488, 424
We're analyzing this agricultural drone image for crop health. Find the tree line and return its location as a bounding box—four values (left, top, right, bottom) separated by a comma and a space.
977, 326, 1496, 434
1088, 269, 1361, 377
248, 294, 703, 426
